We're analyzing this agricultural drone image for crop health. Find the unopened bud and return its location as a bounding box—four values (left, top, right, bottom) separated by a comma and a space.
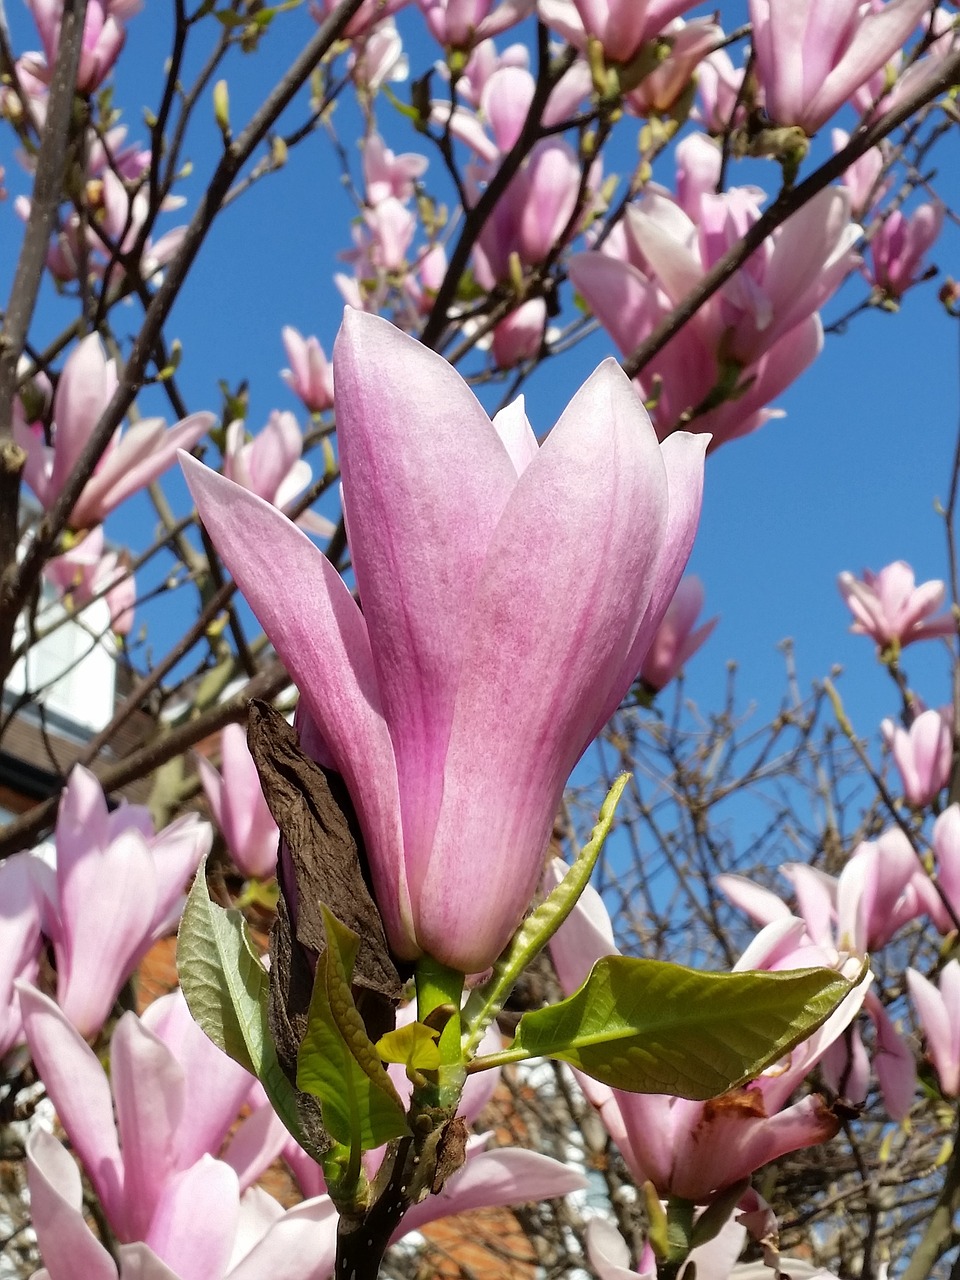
214, 79, 230, 138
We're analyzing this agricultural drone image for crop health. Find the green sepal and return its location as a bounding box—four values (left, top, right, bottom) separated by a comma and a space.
176, 863, 308, 1149
297, 905, 409, 1151
510, 956, 851, 1098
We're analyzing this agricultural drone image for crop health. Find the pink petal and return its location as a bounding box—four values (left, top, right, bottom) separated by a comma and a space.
144, 1157, 239, 1280
27, 1129, 118, 1280
333, 309, 518, 934
18, 984, 124, 1223
180, 453, 412, 955
416, 360, 675, 969
397, 1147, 587, 1235
110, 1013, 185, 1241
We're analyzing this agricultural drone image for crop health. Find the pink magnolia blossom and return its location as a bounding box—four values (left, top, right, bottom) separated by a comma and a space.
473, 138, 586, 287
37, 766, 211, 1037
908, 960, 960, 1097
491, 297, 547, 367
19, 986, 286, 1245
196, 723, 279, 880
570, 184, 857, 447
548, 863, 868, 1203
14, 335, 212, 531
349, 17, 409, 92
838, 561, 955, 651
25, 0, 141, 93
851, 4, 960, 120
638, 574, 718, 690
28, 1126, 337, 1280
587, 1212, 746, 1280
537, 0, 703, 62
749, 0, 932, 134
695, 46, 746, 132
362, 134, 428, 206
721, 828, 932, 959
418, 0, 535, 49
281, 327, 335, 413
623, 17, 724, 117
182, 307, 706, 973
0, 853, 44, 1058
931, 804, 960, 930
719, 847, 923, 1119
309, 0, 407, 38
866, 203, 944, 300
43, 526, 136, 636
447, 37, 530, 105
882, 706, 953, 808
833, 130, 890, 220
221, 411, 334, 537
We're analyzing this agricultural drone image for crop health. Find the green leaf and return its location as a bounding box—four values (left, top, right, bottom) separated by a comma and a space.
177, 862, 305, 1144
297, 906, 409, 1150
376, 1022, 442, 1071
511, 957, 851, 1098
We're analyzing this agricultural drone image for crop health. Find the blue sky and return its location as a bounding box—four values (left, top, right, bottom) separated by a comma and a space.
4, 0, 959, 769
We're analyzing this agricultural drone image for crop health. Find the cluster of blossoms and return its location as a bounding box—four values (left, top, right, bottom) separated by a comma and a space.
21, 982, 586, 1280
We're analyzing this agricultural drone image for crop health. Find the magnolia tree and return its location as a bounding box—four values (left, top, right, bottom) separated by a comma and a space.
0, 0, 959, 1277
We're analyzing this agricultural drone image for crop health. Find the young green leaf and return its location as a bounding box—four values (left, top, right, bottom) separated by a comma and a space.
376, 1021, 442, 1072
297, 906, 409, 1150
511, 957, 851, 1098
177, 862, 308, 1148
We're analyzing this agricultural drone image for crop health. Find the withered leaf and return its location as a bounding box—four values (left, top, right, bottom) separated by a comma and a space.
247, 700, 403, 1040
269, 886, 329, 1160
431, 1116, 469, 1194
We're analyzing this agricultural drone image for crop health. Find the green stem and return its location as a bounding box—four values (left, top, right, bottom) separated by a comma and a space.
901, 1124, 960, 1280
465, 1045, 533, 1073
415, 957, 466, 1111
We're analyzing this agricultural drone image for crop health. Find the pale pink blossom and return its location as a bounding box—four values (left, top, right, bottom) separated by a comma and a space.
491, 298, 547, 367
695, 45, 746, 132
14, 335, 212, 530
908, 960, 960, 1097
866, 203, 944, 300
362, 133, 428, 205
537, 0, 704, 62
281, 327, 335, 413
19, 986, 284, 1244
749, 0, 932, 134
24, 0, 141, 94
882, 706, 953, 807
833, 129, 890, 220
309, 0, 407, 38
623, 17, 724, 117
570, 184, 857, 447
418, 0, 535, 49
196, 723, 279, 880
838, 561, 955, 650
43, 526, 136, 636
350, 17, 409, 90
221, 411, 334, 538
639, 574, 717, 690
0, 853, 44, 1059
37, 766, 211, 1037
548, 862, 868, 1203
931, 805, 960, 930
